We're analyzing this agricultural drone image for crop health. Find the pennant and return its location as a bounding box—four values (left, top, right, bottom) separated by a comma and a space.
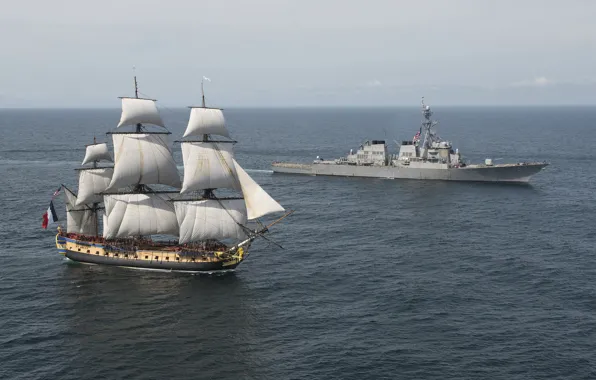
42, 201, 58, 229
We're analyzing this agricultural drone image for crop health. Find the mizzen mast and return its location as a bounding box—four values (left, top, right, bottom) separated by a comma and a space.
71, 137, 114, 236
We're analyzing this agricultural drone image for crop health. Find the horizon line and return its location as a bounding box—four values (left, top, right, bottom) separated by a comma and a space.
2, 103, 596, 110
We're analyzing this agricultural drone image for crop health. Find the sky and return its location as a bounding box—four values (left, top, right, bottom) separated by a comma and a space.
1, 0, 595, 107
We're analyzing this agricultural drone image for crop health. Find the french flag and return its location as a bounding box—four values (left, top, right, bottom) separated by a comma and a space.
42, 201, 58, 229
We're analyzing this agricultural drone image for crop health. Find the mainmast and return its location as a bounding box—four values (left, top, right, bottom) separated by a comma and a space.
109, 74, 176, 190
201, 77, 212, 199
91, 137, 97, 235
134, 74, 142, 133
91, 139, 98, 236
101, 74, 181, 240
420, 97, 439, 158
134, 75, 139, 99
133, 75, 143, 189
201, 76, 209, 142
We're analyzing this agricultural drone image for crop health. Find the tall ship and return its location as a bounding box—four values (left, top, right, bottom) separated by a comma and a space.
272, 99, 548, 183
49, 77, 290, 273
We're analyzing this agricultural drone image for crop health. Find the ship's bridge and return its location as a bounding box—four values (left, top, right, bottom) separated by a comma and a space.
430, 141, 452, 149
426, 140, 454, 162
398, 140, 419, 161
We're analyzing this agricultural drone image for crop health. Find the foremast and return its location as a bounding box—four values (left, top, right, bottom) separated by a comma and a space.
176, 78, 245, 246
175, 78, 286, 250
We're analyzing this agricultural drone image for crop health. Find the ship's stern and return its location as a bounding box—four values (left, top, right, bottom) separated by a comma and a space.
55, 231, 67, 255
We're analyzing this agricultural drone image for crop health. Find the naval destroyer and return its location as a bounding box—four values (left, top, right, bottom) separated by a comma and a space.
272, 99, 548, 183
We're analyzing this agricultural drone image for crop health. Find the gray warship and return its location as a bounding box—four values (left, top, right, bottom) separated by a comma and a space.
272, 99, 548, 183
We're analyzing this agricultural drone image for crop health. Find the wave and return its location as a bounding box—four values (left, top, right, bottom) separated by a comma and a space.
245, 169, 274, 174
0, 159, 80, 166
0, 148, 84, 153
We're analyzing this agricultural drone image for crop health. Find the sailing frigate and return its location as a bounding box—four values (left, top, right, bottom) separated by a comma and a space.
55, 77, 290, 272
272, 99, 548, 183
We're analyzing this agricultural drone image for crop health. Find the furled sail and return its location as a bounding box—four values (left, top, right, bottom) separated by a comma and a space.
233, 160, 285, 220
103, 193, 179, 239
81, 143, 112, 165
183, 107, 230, 138
107, 133, 181, 190
117, 97, 165, 128
76, 168, 114, 206
64, 187, 97, 235
180, 142, 237, 194
175, 199, 247, 244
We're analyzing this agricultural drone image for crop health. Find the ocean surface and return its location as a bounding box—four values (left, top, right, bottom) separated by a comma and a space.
0, 106, 595, 379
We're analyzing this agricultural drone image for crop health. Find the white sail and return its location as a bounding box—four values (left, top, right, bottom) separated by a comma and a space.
107, 133, 181, 190
117, 98, 165, 128
183, 108, 230, 138
103, 193, 179, 239
102, 213, 112, 239
180, 142, 238, 194
76, 168, 113, 206
64, 188, 97, 235
81, 143, 113, 165
175, 199, 247, 244
233, 160, 285, 220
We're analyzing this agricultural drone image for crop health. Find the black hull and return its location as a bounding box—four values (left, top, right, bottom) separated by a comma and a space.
65, 250, 241, 272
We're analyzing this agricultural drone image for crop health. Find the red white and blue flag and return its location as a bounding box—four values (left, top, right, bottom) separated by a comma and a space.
413, 131, 421, 142
42, 201, 58, 229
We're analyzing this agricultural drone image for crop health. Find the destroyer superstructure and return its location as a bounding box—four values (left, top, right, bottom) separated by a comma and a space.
51, 76, 290, 273
272, 99, 548, 183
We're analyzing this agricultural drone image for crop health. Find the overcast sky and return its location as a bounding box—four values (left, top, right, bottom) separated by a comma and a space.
1, 0, 595, 107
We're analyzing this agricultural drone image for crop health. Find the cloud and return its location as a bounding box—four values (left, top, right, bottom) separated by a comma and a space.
509, 76, 553, 87
364, 79, 382, 87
